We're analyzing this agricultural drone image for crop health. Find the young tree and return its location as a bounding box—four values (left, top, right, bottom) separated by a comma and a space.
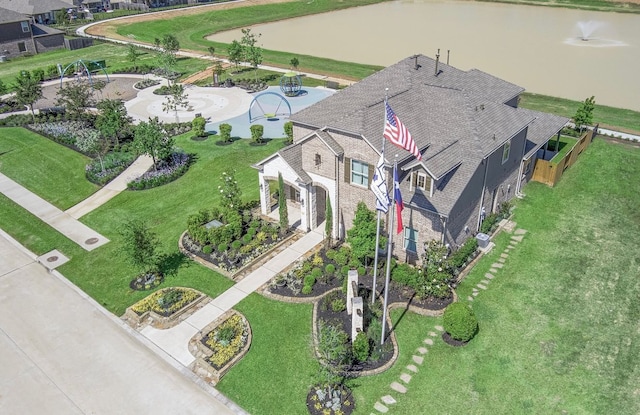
192, 115, 206, 137
213, 60, 226, 86
162, 83, 188, 123
228, 40, 243, 71
75, 129, 110, 173
127, 43, 142, 72
95, 98, 132, 148
157, 34, 180, 81
119, 219, 159, 276
240, 28, 262, 82
283, 121, 294, 144
325, 194, 333, 246
55, 80, 96, 118
278, 172, 288, 233
347, 202, 380, 267
219, 123, 232, 143
207, 46, 216, 59
134, 117, 174, 170
573, 95, 596, 133
250, 124, 264, 144
218, 170, 242, 211
13, 71, 42, 122
290, 57, 299, 71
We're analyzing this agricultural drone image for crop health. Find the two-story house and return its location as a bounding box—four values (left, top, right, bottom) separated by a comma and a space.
254, 54, 568, 260
0, 7, 65, 57
0, 0, 77, 25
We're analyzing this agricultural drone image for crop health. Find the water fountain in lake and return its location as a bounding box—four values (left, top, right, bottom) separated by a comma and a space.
564, 21, 627, 47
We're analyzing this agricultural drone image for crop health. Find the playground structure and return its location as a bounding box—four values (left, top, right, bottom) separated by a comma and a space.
279, 72, 303, 97
248, 91, 292, 123
59, 59, 110, 88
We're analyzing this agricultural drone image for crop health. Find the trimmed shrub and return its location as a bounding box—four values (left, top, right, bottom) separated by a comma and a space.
357, 266, 366, 277
242, 234, 252, 244
231, 240, 242, 251
311, 267, 322, 279
202, 245, 213, 254
443, 302, 478, 342
352, 331, 370, 362
331, 298, 346, 312
217, 242, 228, 252
325, 264, 335, 275
341, 265, 350, 277
219, 123, 232, 143
451, 237, 479, 269
480, 213, 499, 234
391, 263, 419, 288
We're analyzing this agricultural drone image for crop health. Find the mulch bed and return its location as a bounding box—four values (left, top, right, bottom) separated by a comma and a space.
442, 331, 469, 347
191, 135, 209, 141
129, 272, 164, 291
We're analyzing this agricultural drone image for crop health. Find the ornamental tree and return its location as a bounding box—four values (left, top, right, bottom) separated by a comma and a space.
134, 117, 174, 170
13, 71, 42, 122
347, 202, 382, 267
218, 170, 242, 212
96, 98, 132, 148
573, 95, 596, 133
119, 219, 159, 275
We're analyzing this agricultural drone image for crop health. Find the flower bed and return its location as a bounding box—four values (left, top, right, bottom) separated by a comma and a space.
28, 120, 94, 147
85, 151, 136, 185
182, 217, 289, 276
190, 310, 252, 384
307, 385, 354, 415
127, 152, 191, 190
124, 287, 206, 329
134, 79, 160, 90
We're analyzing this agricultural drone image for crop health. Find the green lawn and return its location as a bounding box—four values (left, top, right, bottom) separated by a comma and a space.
57, 134, 287, 315
479, 0, 640, 13
0, 42, 209, 89
0, 127, 98, 209
549, 135, 578, 163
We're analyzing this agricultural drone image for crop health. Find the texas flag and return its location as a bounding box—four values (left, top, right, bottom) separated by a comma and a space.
394, 165, 404, 234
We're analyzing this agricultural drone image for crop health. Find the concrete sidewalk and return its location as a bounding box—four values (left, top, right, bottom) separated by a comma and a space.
0, 173, 109, 251
65, 155, 154, 219
141, 225, 324, 366
0, 229, 245, 415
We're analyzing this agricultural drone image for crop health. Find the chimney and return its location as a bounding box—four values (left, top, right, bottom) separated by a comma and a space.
435, 49, 440, 76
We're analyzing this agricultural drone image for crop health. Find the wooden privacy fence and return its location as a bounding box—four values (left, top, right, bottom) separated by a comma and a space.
531, 127, 597, 187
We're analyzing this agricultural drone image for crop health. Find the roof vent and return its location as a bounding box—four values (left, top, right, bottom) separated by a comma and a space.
435, 49, 443, 76
413, 55, 420, 70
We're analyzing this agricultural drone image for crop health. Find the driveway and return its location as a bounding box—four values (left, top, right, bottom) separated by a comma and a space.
0, 231, 243, 415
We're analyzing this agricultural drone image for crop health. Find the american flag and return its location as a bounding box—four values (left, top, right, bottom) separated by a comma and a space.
383, 101, 422, 160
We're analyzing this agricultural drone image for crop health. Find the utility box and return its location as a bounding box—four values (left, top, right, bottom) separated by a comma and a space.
476, 233, 490, 249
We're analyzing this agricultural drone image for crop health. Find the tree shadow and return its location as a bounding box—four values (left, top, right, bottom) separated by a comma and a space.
384, 292, 415, 343
157, 251, 189, 279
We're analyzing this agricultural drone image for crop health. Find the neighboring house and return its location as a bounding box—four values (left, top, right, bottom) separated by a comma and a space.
0, 0, 77, 24
254, 54, 568, 261
0, 7, 64, 57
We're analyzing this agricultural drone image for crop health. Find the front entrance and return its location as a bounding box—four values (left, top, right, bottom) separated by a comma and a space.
315, 186, 326, 226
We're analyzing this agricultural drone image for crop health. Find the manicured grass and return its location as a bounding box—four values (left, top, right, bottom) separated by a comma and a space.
58, 134, 287, 315
354, 138, 640, 414
0, 193, 84, 257
479, 0, 640, 13
550, 135, 578, 163
114, 0, 384, 80
0, 127, 98, 210
0, 42, 209, 89
520, 92, 640, 134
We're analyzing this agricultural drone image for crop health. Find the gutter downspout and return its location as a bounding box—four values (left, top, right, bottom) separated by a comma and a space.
515, 125, 531, 198
476, 157, 489, 231
440, 216, 447, 244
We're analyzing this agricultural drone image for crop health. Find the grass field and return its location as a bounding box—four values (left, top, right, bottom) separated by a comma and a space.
0, 128, 98, 210
1, 131, 638, 412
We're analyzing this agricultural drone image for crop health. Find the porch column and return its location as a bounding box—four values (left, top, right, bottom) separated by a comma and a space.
300, 184, 311, 232
258, 172, 269, 215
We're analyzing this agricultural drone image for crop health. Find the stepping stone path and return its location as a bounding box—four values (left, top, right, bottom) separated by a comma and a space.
371, 226, 529, 413
372, 325, 442, 413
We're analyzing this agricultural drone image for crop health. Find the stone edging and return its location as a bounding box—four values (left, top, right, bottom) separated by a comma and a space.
122, 287, 209, 330
189, 309, 252, 385
178, 230, 301, 281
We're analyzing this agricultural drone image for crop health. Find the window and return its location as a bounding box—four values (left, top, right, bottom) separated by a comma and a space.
21, 22, 30, 33
18, 42, 26, 52
410, 171, 433, 195
350, 159, 369, 187
502, 139, 511, 164
404, 227, 418, 252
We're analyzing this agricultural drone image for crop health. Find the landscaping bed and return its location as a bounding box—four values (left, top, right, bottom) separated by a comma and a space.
124, 286, 206, 329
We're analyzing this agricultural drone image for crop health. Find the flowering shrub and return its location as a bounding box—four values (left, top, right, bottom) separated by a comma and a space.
131, 287, 200, 316
85, 151, 135, 185
127, 152, 191, 190
28, 121, 94, 146
203, 314, 249, 369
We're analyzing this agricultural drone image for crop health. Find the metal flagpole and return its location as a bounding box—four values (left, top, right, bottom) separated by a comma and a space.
381, 157, 397, 345
371, 91, 389, 305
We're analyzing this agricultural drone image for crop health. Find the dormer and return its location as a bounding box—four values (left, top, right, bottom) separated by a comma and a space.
408, 168, 434, 197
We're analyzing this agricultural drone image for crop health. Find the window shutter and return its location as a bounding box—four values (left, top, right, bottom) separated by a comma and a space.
425, 175, 432, 194
411, 171, 417, 190
344, 157, 351, 183
367, 163, 373, 189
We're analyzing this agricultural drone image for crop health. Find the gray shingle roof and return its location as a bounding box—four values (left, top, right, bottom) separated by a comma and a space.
0, 6, 27, 23
0, 0, 74, 15
517, 108, 569, 158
